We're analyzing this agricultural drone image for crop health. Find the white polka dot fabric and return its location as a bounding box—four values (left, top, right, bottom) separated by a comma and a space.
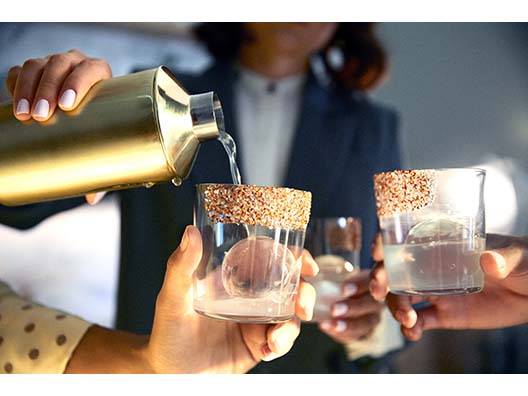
0, 281, 91, 374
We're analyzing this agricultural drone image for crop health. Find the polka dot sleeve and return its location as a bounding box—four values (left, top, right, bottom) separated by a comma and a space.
0, 281, 92, 374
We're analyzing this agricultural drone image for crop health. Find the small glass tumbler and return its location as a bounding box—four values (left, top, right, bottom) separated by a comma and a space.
374, 168, 486, 296
193, 183, 312, 323
303, 217, 361, 322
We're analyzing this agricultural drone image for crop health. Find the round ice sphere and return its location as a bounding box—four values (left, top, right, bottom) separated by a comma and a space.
222, 236, 298, 299
406, 217, 469, 245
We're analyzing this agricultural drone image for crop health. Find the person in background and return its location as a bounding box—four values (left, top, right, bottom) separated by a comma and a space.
370, 233, 528, 339
2, 22, 403, 373
0, 225, 318, 373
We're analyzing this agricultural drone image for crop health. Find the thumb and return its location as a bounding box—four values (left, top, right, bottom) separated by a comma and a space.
371, 233, 384, 262
156, 225, 203, 317
480, 245, 524, 280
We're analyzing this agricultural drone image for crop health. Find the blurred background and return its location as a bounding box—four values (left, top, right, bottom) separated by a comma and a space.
0, 22, 527, 373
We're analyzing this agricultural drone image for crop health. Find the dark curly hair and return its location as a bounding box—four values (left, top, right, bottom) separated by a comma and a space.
193, 22, 387, 91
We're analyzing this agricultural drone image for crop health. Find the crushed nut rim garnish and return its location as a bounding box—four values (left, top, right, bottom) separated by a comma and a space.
200, 184, 312, 230
373, 169, 438, 218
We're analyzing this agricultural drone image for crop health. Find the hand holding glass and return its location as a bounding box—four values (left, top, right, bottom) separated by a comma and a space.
304, 217, 361, 321
193, 184, 311, 323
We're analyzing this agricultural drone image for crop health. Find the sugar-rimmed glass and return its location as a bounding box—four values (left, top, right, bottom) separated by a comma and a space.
193, 183, 312, 323
374, 168, 486, 295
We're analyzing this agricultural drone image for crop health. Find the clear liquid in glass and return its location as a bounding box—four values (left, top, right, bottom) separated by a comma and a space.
193, 224, 304, 323
383, 237, 485, 295
305, 252, 359, 321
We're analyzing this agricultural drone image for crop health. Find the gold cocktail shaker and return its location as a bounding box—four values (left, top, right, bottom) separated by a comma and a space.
0, 66, 224, 206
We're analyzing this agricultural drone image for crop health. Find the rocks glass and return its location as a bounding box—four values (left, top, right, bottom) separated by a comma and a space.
303, 217, 361, 321
374, 168, 486, 295
193, 184, 312, 323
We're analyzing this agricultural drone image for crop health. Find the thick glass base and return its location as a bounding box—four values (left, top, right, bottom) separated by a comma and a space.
193, 296, 295, 324
390, 286, 483, 296
194, 309, 292, 323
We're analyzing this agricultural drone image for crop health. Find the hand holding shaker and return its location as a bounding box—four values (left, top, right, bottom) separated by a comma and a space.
193, 184, 312, 323
0, 67, 224, 205
373, 168, 486, 295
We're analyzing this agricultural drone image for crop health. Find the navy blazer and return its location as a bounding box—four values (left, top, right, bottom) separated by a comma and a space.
0, 60, 402, 373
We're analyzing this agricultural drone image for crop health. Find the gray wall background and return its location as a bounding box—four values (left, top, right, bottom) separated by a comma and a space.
0, 22, 527, 373
376, 23, 528, 170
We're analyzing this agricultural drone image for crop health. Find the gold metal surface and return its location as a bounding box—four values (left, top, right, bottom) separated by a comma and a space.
0, 67, 222, 206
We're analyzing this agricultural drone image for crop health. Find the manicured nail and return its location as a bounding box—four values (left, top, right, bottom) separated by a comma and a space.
88, 192, 106, 206
33, 99, 49, 119
493, 251, 507, 272
332, 302, 348, 317
320, 321, 332, 331
180, 227, 190, 252
272, 336, 284, 352
303, 301, 314, 321
299, 291, 314, 321
59, 89, 76, 109
343, 283, 358, 297
335, 320, 347, 332
16, 98, 30, 115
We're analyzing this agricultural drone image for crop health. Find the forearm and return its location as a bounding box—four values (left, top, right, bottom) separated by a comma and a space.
65, 325, 152, 373
1, 281, 152, 374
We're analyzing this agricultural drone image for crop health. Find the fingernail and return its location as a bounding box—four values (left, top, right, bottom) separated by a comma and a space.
335, 320, 347, 332
272, 336, 284, 352
494, 251, 507, 272
304, 300, 314, 321
59, 89, 76, 109
180, 227, 190, 252
320, 321, 332, 331
88, 192, 106, 205
332, 302, 348, 317
298, 285, 315, 320
342, 283, 357, 297
33, 99, 49, 119
16, 98, 30, 115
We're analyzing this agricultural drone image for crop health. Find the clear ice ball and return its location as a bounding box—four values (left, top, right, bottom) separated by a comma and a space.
221, 236, 298, 299
406, 217, 469, 245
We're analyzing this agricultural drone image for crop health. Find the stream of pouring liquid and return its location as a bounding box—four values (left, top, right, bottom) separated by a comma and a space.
218, 130, 242, 185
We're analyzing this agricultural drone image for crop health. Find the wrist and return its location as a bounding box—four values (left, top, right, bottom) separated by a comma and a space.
65, 325, 153, 373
